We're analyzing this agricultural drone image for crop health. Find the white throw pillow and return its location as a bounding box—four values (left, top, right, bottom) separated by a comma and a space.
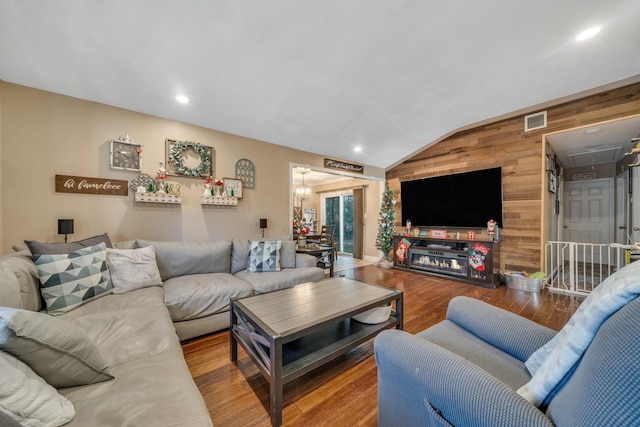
106, 246, 162, 294
0, 350, 75, 427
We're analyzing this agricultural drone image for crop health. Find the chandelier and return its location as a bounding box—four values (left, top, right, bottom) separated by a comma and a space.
294, 170, 312, 202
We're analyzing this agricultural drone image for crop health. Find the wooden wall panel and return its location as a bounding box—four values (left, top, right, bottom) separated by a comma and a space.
387, 82, 640, 272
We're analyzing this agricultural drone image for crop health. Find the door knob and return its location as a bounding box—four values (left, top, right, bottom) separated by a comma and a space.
619, 226, 627, 229
634, 227, 640, 231
563, 225, 568, 229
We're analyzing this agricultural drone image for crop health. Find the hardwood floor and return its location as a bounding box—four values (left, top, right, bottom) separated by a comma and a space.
182, 265, 584, 427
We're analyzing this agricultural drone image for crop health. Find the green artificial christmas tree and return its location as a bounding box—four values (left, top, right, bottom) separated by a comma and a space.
375, 186, 397, 267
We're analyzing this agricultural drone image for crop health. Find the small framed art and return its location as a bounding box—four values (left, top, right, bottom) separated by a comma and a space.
224, 177, 243, 198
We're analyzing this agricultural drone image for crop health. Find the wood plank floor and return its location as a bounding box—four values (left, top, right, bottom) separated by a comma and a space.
182, 265, 584, 427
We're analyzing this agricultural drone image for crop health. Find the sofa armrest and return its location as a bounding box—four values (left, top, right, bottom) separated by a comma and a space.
374, 329, 554, 427
295, 253, 318, 268
446, 296, 557, 361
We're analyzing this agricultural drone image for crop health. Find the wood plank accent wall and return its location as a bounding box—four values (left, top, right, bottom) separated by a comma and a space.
387, 82, 640, 272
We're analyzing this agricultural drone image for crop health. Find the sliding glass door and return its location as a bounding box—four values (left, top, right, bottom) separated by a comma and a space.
323, 191, 353, 254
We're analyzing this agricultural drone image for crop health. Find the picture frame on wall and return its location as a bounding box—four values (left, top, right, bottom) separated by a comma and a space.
548, 172, 557, 194
223, 177, 243, 198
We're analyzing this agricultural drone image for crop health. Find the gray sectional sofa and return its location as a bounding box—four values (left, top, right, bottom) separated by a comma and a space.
0, 237, 324, 426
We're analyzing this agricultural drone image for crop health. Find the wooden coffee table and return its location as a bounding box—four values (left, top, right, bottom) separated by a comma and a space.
230, 277, 403, 426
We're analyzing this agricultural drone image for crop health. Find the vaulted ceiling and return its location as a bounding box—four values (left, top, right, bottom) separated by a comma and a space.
1, 1, 639, 169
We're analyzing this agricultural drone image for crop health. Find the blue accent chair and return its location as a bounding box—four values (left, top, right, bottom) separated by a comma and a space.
374, 295, 640, 426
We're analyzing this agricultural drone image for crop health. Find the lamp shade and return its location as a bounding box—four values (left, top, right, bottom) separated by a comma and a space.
260, 218, 268, 229
58, 219, 74, 235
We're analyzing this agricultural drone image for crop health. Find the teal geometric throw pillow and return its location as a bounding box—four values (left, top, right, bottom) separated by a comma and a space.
34, 242, 113, 316
246, 240, 282, 272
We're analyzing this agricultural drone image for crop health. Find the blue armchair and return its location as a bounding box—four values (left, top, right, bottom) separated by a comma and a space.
374, 295, 640, 426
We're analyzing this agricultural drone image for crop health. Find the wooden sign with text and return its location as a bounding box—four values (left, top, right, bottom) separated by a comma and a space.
324, 158, 364, 174
55, 175, 129, 196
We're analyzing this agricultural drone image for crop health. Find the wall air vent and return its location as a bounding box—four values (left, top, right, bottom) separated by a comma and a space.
524, 111, 547, 131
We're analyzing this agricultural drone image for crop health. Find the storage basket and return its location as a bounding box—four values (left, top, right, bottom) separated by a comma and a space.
503, 272, 544, 293
352, 304, 392, 324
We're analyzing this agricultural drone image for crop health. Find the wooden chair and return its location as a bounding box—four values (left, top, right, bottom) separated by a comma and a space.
318, 225, 335, 248
315, 225, 336, 271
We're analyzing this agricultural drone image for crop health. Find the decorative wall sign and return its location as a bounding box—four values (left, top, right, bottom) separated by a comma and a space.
55, 175, 128, 196
223, 177, 243, 198
110, 134, 143, 171
165, 139, 214, 178
235, 158, 255, 189
572, 172, 597, 181
324, 158, 364, 174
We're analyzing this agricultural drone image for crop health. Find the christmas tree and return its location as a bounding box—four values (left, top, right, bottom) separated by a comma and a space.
375, 186, 397, 258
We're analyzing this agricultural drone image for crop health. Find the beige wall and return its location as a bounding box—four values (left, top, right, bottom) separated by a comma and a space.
305, 177, 383, 260
0, 83, 385, 254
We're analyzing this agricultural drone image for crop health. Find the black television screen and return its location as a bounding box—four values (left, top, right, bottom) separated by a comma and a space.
400, 167, 503, 228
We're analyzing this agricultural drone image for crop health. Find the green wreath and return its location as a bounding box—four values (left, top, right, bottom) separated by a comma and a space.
169, 141, 212, 177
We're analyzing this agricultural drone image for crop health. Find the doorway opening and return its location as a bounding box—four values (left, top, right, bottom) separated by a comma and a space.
543, 114, 640, 294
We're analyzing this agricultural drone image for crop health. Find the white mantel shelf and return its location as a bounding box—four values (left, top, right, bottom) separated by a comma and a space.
134, 192, 182, 204
200, 196, 238, 206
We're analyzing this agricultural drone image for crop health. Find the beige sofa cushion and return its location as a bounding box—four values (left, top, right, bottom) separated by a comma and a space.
56, 287, 212, 426
136, 240, 231, 281
0, 350, 75, 427
163, 273, 253, 321
235, 267, 325, 294
0, 308, 113, 388
0, 252, 42, 312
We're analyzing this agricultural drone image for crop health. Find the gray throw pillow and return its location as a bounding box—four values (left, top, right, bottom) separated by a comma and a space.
280, 240, 296, 269
24, 233, 113, 255
0, 307, 114, 388
106, 246, 162, 294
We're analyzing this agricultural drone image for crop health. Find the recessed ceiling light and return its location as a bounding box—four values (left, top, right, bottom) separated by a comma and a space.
353, 146, 363, 153
176, 95, 190, 104
576, 26, 600, 41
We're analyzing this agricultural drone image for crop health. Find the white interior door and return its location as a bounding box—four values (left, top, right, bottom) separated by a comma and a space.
562, 178, 614, 245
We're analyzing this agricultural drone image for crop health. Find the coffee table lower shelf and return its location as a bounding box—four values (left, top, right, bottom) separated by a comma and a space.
233, 314, 399, 383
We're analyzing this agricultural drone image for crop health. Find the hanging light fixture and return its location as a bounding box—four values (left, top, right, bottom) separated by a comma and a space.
294, 170, 312, 202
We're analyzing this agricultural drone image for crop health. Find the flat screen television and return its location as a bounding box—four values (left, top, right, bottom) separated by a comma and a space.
400, 167, 503, 228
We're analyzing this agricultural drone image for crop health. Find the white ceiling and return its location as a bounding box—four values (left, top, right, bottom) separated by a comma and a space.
1, 1, 639, 169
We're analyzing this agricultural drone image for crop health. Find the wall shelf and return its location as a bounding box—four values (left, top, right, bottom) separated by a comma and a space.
134, 192, 182, 204
200, 196, 238, 206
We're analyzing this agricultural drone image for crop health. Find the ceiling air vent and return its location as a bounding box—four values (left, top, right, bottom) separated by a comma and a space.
524, 111, 547, 131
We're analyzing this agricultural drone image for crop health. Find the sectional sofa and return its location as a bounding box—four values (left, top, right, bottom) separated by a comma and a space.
0, 235, 324, 426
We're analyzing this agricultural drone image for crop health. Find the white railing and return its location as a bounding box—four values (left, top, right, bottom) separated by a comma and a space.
544, 241, 628, 296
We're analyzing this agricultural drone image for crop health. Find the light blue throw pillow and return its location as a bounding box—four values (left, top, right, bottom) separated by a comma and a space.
34, 242, 113, 315
246, 240, 282, 272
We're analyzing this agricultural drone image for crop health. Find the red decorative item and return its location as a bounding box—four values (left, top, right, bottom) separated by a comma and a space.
299, 226, 310, 235
395, 238, 411, 262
